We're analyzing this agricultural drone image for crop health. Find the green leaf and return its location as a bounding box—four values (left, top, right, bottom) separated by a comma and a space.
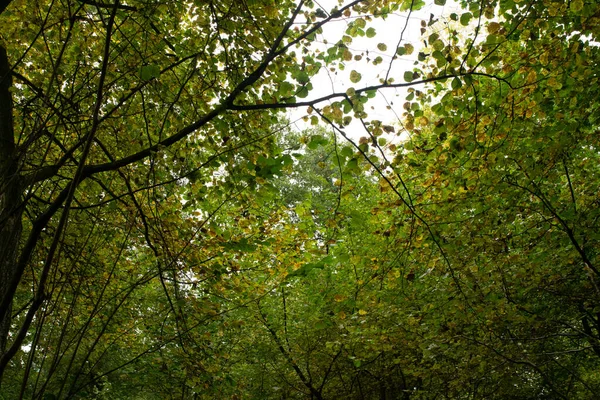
346, 157, 359, 172
315, 320, 327, 329
366, 27, 376, 38
432, 39, 445, 51
296, 70, 310, 84
451, 77, 462, 90
297, 86, 309, 98
403, 71, 414, 82
139, 64, 160, 81
286, 256, 333, 279
222, 238, 257, 252
460, 12, 472, 26
340, 146, 354, 158
350, 70, 362, 83
307, 135, 328, 149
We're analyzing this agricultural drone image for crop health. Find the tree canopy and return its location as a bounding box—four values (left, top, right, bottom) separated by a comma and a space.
1, 0, 600, 398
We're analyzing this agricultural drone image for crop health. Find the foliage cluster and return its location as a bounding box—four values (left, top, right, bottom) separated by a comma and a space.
0, 0, 599, 398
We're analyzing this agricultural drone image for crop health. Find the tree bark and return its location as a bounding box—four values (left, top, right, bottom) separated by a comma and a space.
0, 45, 20, 365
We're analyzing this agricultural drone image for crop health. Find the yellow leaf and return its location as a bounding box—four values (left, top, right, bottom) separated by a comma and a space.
487, 22, 500, 34
349, 70, 362, 83
570, 0, 583, 12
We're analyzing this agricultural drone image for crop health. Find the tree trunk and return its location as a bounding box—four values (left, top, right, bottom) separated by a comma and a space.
0, 45, 20, 365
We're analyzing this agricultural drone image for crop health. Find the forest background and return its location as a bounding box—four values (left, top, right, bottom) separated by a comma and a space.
1, 0, 599, 398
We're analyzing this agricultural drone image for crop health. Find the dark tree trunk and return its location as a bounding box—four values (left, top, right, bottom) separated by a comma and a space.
0, 45, 21, 365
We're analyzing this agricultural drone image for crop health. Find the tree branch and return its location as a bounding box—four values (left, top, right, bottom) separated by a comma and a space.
0, 1, 120, 376
78, 0, 137, 11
